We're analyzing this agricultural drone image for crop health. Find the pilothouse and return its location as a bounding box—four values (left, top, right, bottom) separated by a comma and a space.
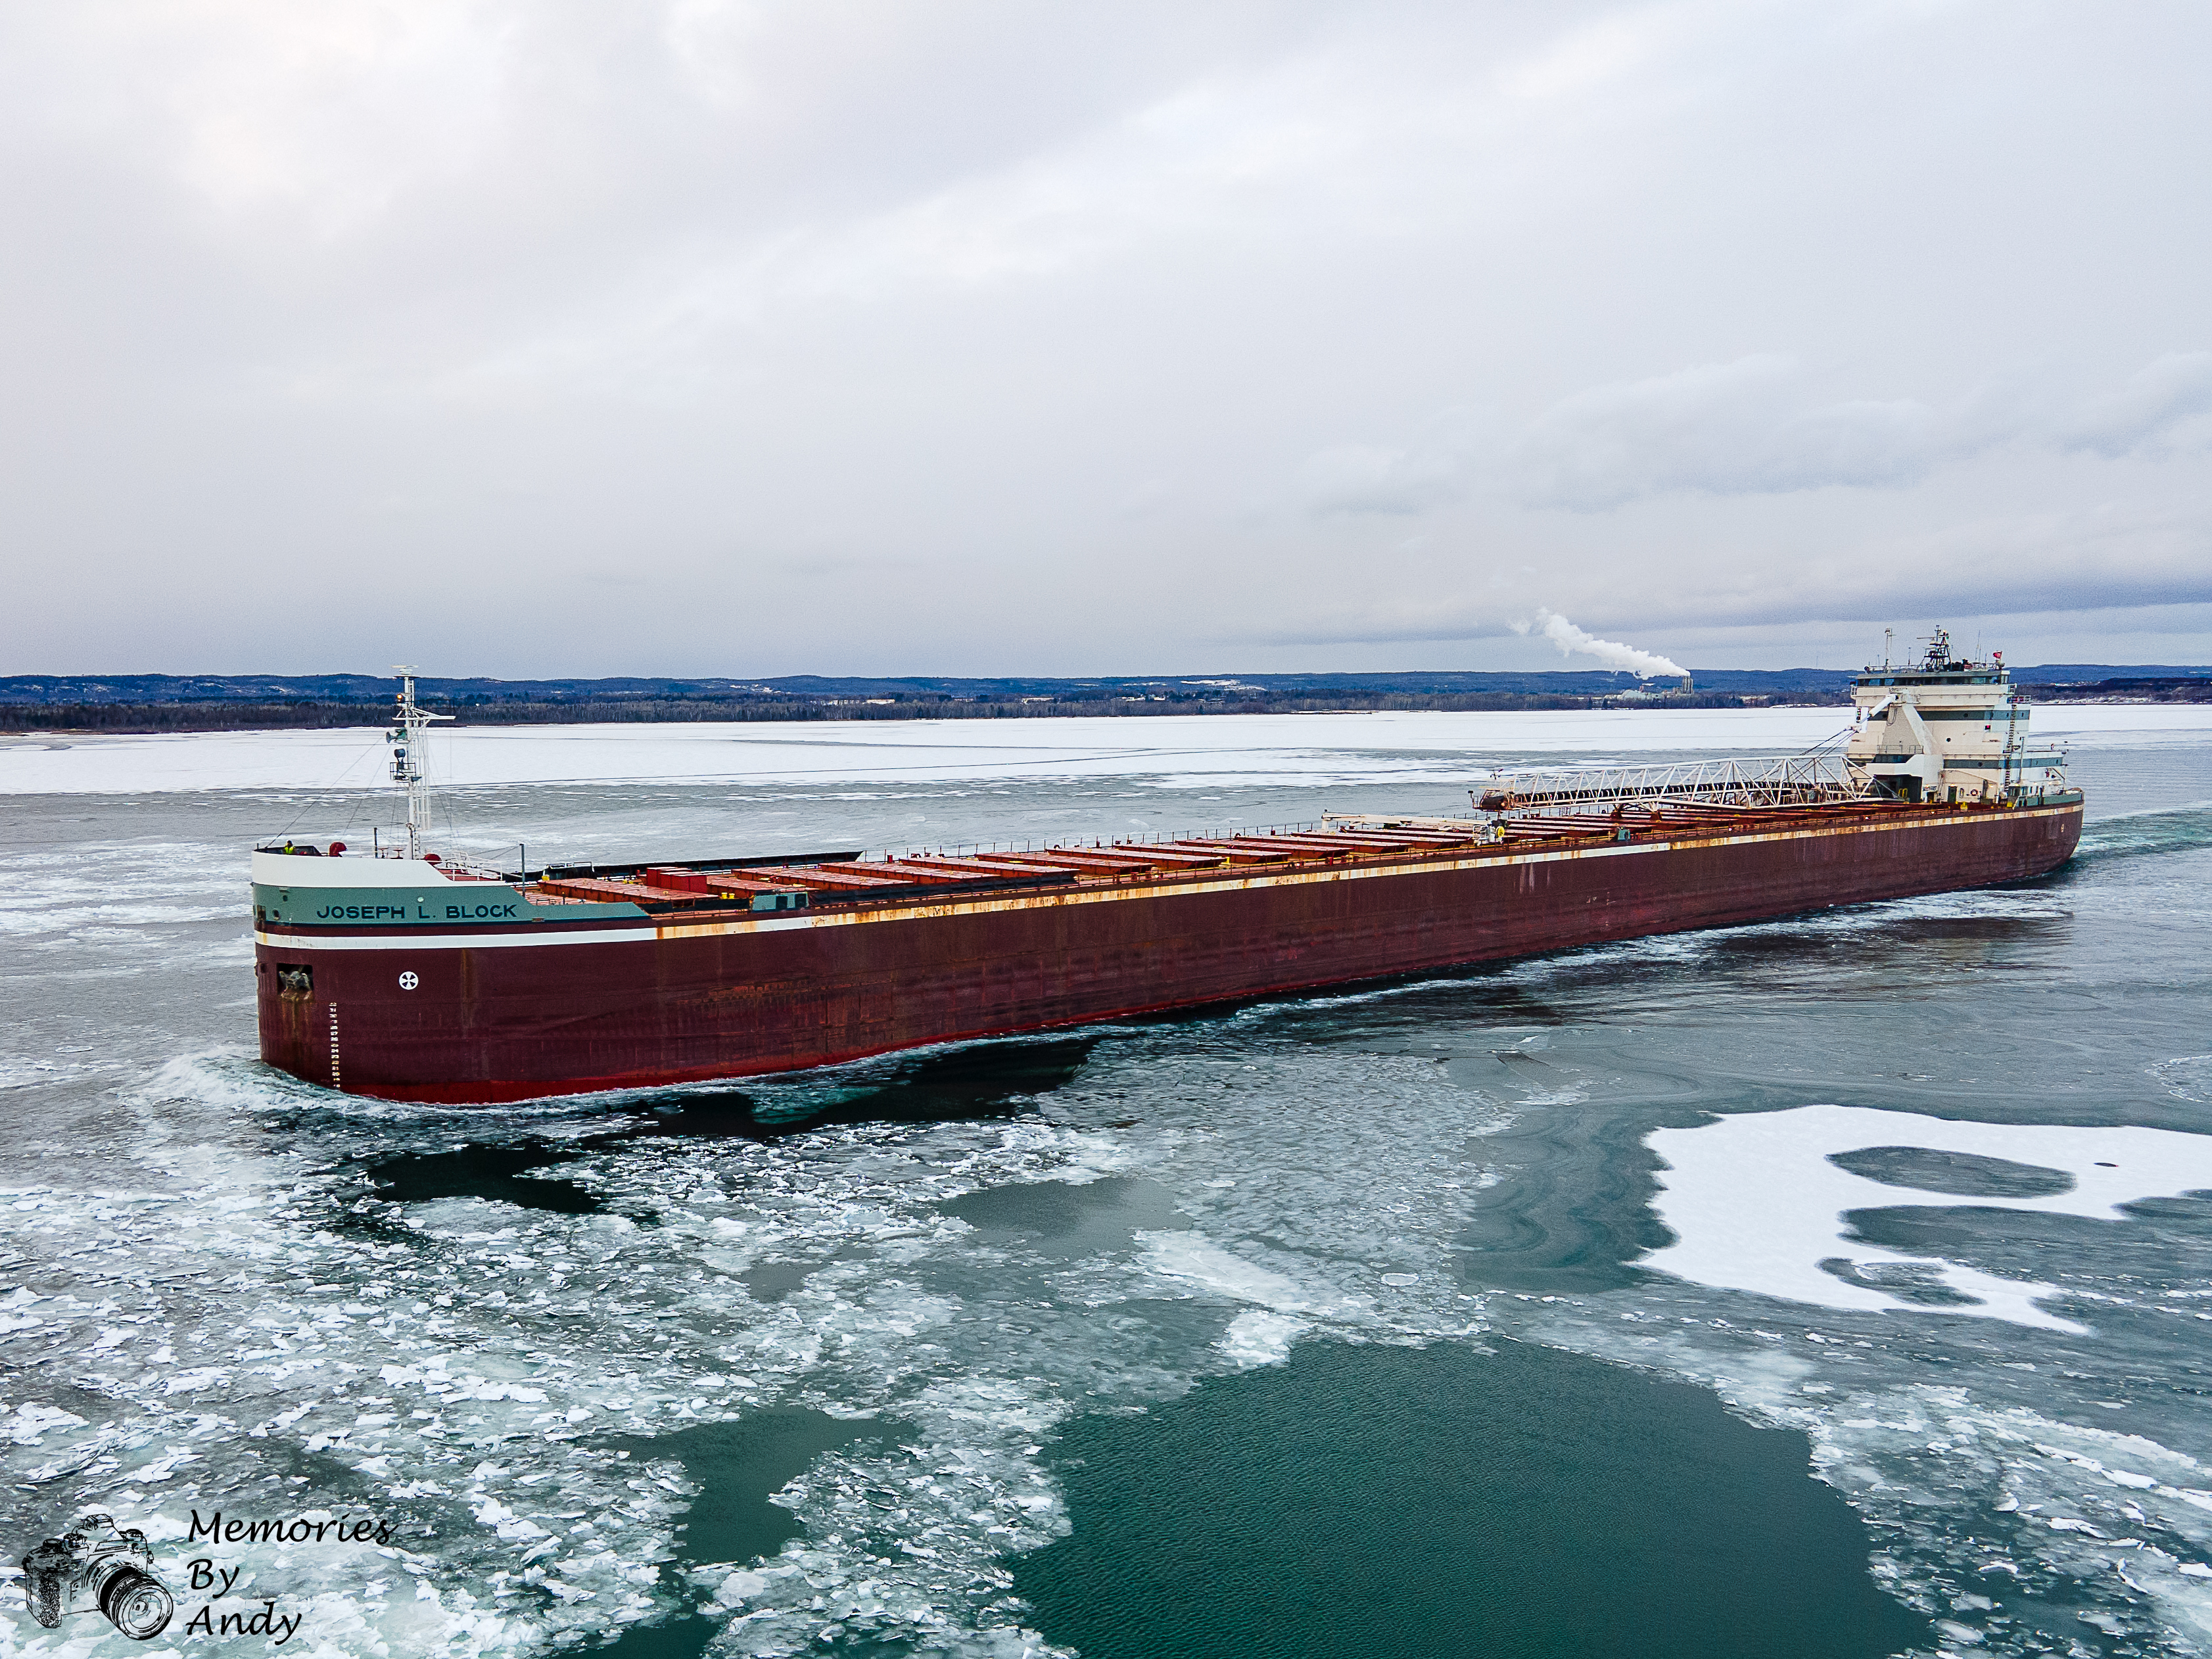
1846, 627, 2070, 806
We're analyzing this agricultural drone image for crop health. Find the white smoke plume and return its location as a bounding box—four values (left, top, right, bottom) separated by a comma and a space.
1513, 609, 1687, 679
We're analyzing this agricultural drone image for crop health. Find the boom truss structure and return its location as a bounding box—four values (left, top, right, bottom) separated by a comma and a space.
1465, 754, 1868, 816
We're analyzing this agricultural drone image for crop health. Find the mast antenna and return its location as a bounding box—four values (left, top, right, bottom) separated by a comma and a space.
388, 666, 453, 861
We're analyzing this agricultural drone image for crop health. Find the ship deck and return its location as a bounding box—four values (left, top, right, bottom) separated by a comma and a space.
513, 796, 2054, 917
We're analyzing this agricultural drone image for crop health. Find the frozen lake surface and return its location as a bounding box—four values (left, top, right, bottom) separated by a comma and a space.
7, 704, 2211, 795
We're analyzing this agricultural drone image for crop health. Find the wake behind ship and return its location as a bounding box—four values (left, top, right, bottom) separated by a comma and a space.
254, 638, 2082, 1104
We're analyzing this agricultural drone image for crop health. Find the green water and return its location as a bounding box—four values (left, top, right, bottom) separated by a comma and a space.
1015, 1338, 1925, 1659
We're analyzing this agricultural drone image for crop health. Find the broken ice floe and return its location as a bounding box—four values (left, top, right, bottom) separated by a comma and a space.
1641, 1104, 2212, 1330
1217, 1311, 1312, 1368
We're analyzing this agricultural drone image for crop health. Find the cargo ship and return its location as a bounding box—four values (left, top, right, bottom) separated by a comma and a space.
254, 636, 2082, 1104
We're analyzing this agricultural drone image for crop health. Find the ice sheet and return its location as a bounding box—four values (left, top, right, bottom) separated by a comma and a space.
1641, 1105, 2212, 1330
0, 709, 1865, 795
5, 705, 2205, 796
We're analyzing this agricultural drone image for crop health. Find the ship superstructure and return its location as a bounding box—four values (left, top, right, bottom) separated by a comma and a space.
252, 659, 2085, 1104
1846, 628, 2067, 805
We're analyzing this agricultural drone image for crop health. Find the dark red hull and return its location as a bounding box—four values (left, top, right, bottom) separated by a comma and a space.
256, 803, 2083, 1103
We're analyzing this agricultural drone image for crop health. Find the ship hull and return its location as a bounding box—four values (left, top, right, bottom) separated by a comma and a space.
255, 803, 2083, 1104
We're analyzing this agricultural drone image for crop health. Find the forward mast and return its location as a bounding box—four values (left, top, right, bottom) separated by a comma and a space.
386, 666, 452, 862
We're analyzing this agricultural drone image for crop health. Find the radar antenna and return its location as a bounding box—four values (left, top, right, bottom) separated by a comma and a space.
387, 666, 453, 861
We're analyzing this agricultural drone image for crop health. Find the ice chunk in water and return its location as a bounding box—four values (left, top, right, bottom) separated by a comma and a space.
1219, 1311, 1311, 1368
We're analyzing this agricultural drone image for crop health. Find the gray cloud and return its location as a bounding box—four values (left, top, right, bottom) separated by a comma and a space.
1553, 503, 2212, 634
1299, 348, 2212, 536
1490, 353, 2212, 511
1502, 356, 1944, 508
1240, 497, 2212, 657
1231, 595, 1498, 647
1299, 426, 1478, 517
2058, 353, 2212, 459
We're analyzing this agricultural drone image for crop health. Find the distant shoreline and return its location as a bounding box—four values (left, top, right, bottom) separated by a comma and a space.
3, 668, 2205, 734
9, 686, 2211, 735
1, 691, 1850, 734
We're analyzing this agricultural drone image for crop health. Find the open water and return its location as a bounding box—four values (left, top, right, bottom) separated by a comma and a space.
4, 708, 2212, 1659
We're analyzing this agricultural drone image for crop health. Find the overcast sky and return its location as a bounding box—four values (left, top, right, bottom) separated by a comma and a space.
4, 1, 2207, 677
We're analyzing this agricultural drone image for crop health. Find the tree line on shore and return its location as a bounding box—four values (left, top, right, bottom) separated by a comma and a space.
1, 688, 1853, 732
5, 667, 2202, 734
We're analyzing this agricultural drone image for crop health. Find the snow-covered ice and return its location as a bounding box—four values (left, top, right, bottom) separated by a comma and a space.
6, 705, 2205, 797
1641, 1105, 2212, 1330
